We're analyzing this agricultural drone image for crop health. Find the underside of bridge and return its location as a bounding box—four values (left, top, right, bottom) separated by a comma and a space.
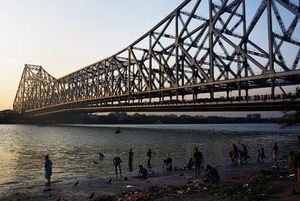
13, 0, 300, 118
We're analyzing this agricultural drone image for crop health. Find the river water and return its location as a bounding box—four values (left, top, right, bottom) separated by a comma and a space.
0, 123, 299, 192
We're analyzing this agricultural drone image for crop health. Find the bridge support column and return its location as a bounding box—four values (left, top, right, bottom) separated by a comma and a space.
210, 85, 214, 100
271, 78, 275, 99
193, 87, 197, 101
138, 94, 141, 103
226, 84, 230, 99
238, 82, 241, 98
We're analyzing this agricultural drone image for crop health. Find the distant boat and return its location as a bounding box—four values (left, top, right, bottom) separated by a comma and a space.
115, 127, 121, 134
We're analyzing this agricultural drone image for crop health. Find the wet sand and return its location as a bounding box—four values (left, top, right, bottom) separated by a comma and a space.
1, 161, 299, 201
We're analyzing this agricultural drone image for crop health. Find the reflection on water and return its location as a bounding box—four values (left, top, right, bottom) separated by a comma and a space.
0, 124, 299, 191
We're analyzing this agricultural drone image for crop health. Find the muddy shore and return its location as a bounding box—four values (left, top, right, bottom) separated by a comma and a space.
1, 161, 300, 201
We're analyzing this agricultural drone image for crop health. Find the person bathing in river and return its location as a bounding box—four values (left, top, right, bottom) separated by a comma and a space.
256, 149, 261, 162
232, 144, 239, 165
147, 149, 152, 168
128, 149, 134, 171
163, 156, 173, 171
113, 156, 122, 178
193, 147, 204, 176
272, 143, 279, 163
44, 155, 53, 186
261, 147, 266, 162
99, 152, 104, 159
137, 165, 148, 179
186, 157, 194, 169
242, 144, 250, 160
204, 165, 220, 183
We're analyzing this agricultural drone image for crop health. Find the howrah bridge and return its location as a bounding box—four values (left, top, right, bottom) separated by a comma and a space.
13, 0, 300, 118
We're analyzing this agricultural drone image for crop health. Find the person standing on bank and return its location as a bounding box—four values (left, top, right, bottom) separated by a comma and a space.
147, 149, 152, 168
261, 147, 266, 162
242, 144, 249, 160
44, 155, 53, 186
113, 156, 122, 179
129, 149, 134, 171
193, 147, 204, 176
272, 142, 279, 162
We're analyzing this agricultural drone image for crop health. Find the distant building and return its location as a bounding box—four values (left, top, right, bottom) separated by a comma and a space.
247, 113, 261, 119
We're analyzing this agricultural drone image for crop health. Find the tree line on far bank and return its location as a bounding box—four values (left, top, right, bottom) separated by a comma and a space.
0, 110, 20, 123
0, 109, 298, 127
0, 109, 277, 124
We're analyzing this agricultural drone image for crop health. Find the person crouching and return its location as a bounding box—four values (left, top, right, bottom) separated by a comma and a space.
137, 165, 148, 179
204, 165, 220, 183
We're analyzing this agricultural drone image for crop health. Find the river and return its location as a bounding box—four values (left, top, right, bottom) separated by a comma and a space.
0, 123, 299, 192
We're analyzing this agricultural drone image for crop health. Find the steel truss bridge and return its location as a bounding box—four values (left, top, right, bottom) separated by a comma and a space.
13, 0, 300, 118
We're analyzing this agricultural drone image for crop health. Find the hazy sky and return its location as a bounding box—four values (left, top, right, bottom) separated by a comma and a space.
0, 0, 184, 110
0, 0, 287, 117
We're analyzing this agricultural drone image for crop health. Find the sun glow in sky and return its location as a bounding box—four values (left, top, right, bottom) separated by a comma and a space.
0, 0, 295, 118
0, 0, 183, 110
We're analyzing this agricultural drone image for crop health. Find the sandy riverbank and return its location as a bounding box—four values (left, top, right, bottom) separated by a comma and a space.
1, 161, 299, 201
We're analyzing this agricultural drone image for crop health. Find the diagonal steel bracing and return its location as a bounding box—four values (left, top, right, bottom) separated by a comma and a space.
13, 0, 300, 117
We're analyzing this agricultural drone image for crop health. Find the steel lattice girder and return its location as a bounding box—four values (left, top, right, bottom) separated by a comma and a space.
13, 0, 300, 116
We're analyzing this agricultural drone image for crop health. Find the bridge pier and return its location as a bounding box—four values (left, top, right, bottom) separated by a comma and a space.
271, 78, 275, 99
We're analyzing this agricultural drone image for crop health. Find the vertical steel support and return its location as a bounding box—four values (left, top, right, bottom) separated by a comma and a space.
128, 48, 131, 102
139, 63, 142, 103
267, 0, 275, 98
238, 82, 241, 97
242, 0, 249, 98
149, 33, 152, 93
159, 54, 163, 102
209, 0, 214, 99
96, 65, 99, 98
111, 60, 114, 98
21, 67, 27, 112
267, 0, 274, 72
175, 11, 179, 101
242, 0, 248, 77
99, 72, 102, 98
148, 34, 152, 103
181, 56, 185, 101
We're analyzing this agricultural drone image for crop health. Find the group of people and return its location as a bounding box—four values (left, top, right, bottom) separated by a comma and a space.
256, 148, 266, 162
229, 142, 297, 170
191, 147, 219, 183
42, 146, 226, 186
111, 147, 218, 183
112, 149, 150, 179
43, 138, 300, 187
229, 144, 251, 166
288, 142, 300, 185
229, 143, 272, 165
